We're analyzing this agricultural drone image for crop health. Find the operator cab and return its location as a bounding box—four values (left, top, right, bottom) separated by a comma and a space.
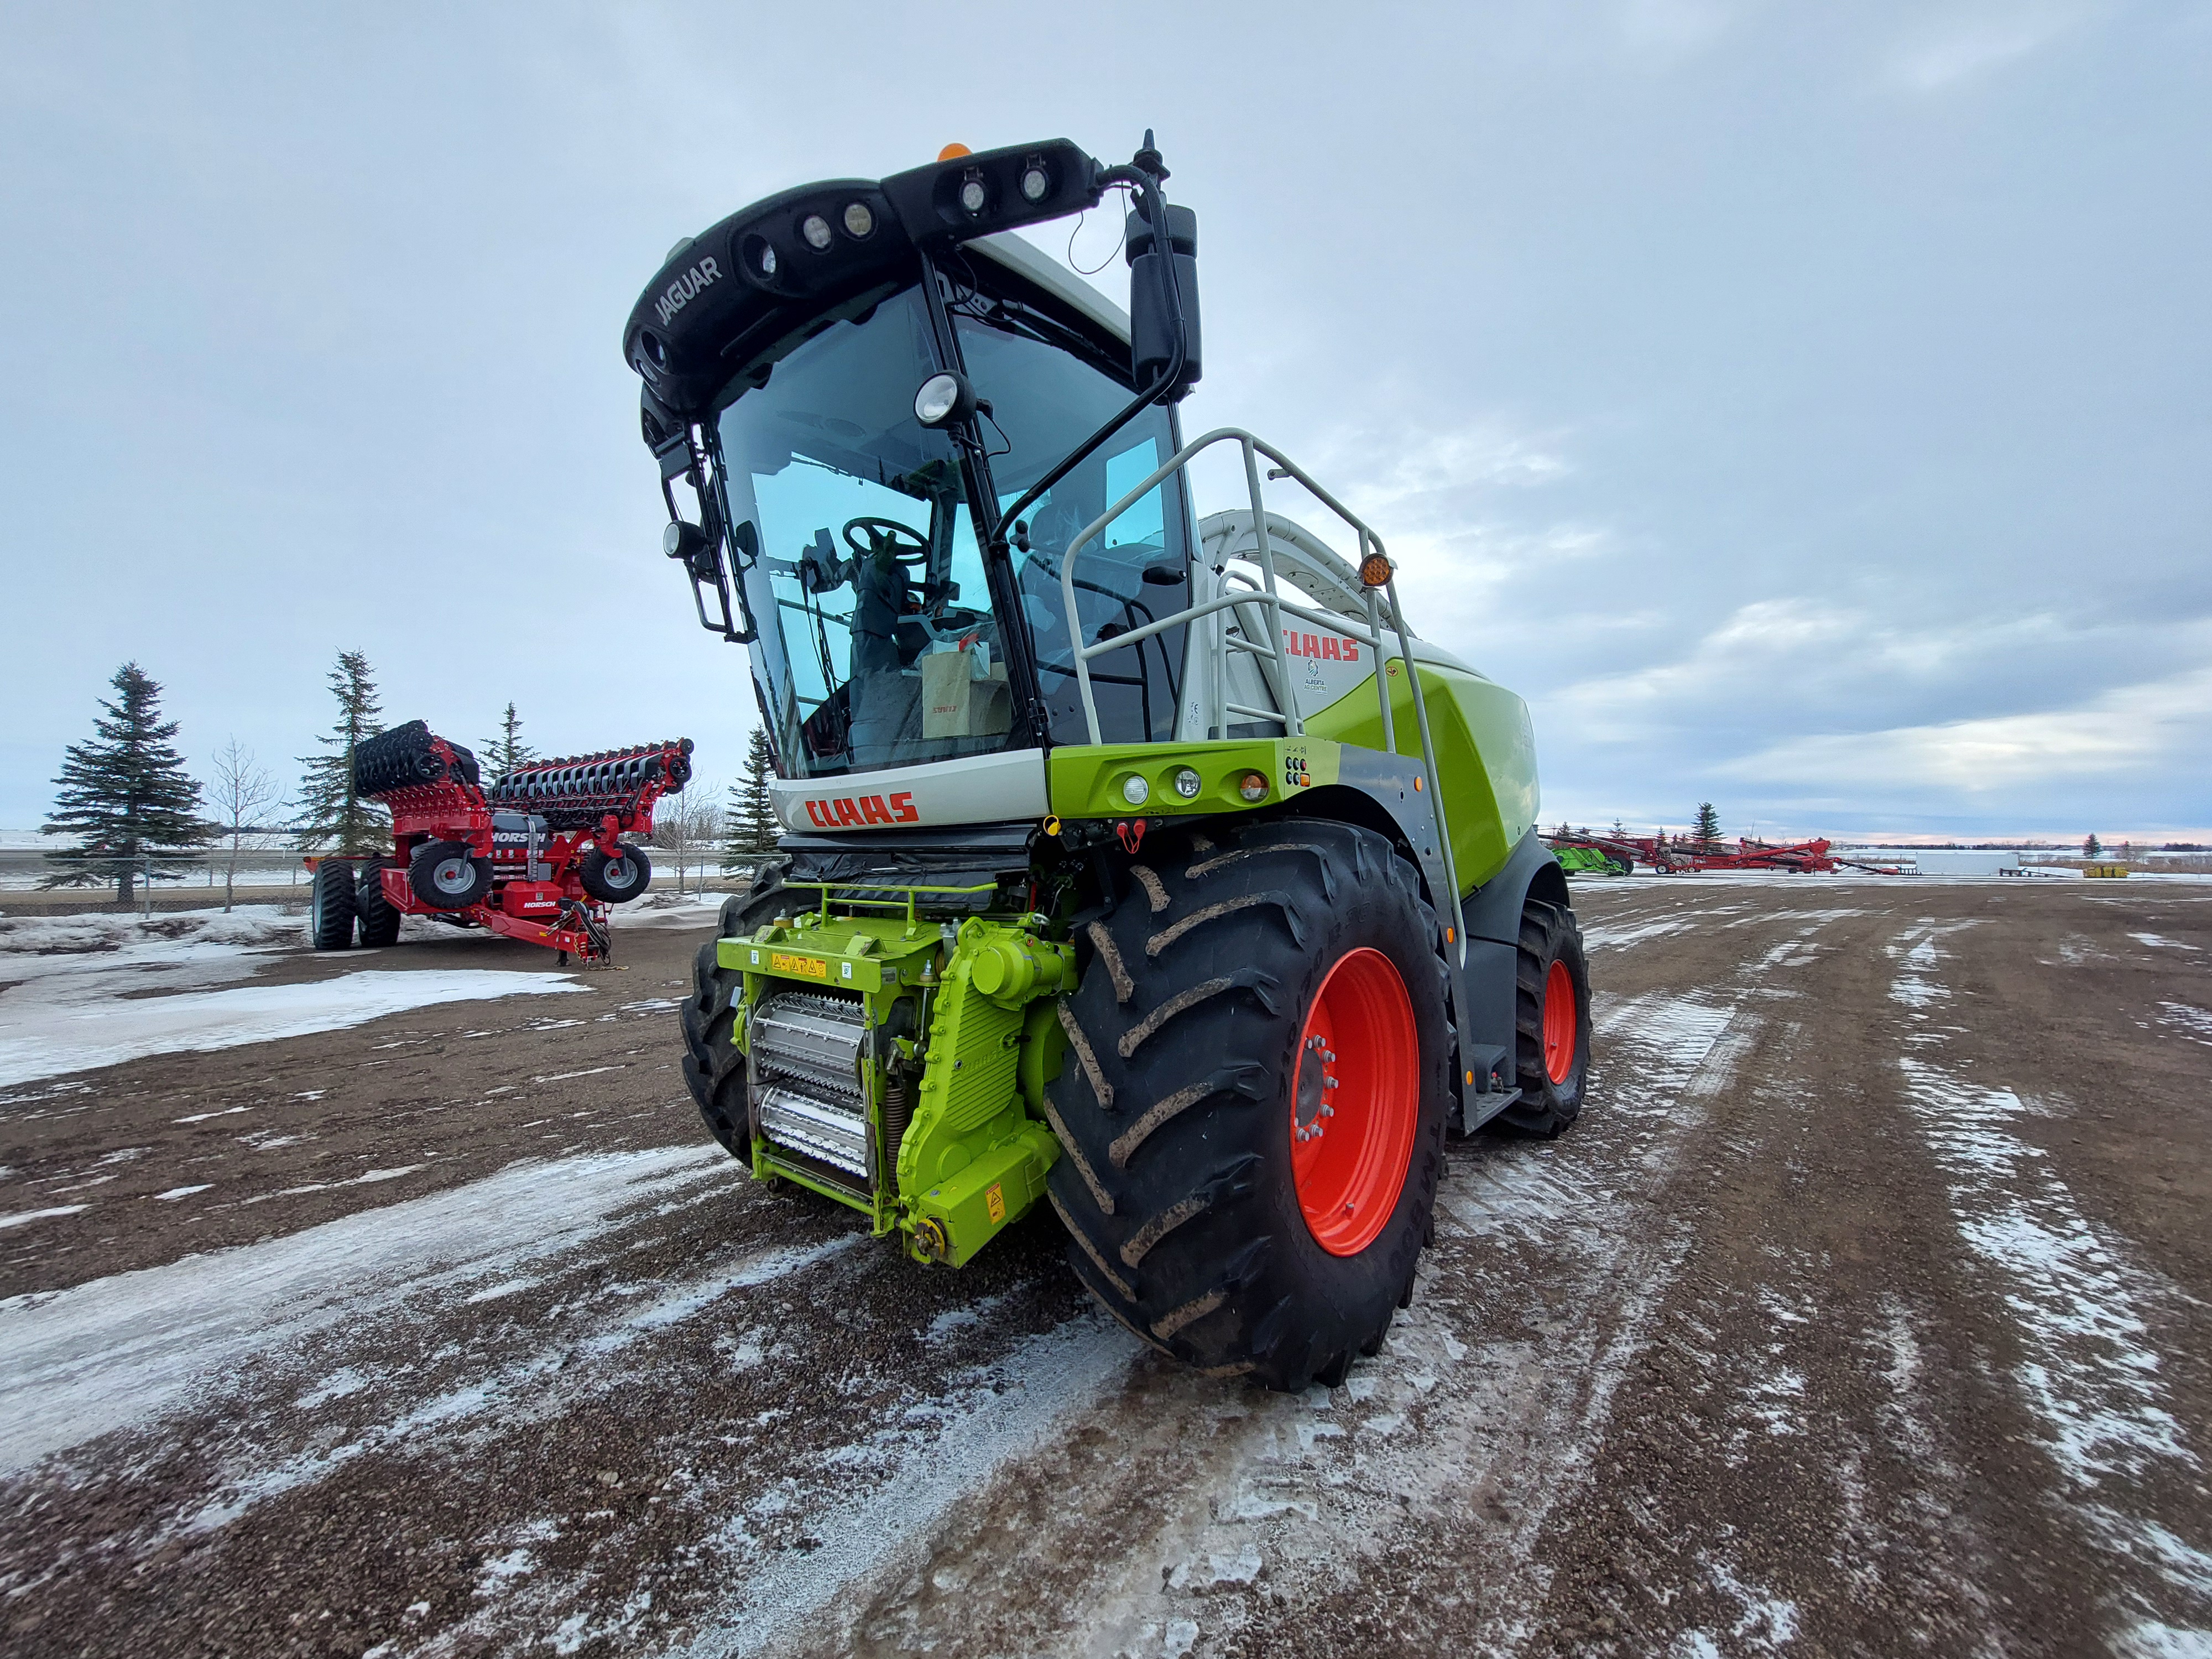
628, 139, 1203, 783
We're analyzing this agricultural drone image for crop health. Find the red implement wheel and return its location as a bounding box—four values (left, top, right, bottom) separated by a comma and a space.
1291, 947, 1419, 1256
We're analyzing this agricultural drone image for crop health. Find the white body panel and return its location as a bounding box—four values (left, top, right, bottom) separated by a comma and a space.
770, 749, 1049, 834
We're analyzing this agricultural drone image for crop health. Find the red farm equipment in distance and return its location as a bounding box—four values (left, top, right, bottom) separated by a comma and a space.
306, 721, 694, 963
1547, 832, 1839, 875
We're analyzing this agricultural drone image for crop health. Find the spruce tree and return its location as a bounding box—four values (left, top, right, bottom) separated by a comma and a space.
42, 663, 210, 904
295, 650, 388, 855
479, 701, 537, 780
1693, 801, 1722, 849
722, 728, 781, 873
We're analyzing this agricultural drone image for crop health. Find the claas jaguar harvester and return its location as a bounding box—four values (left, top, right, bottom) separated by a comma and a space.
627, 133, 1592, 1390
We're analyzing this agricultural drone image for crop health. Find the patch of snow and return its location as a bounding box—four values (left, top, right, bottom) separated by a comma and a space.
0, 968, 585, 1088
1581, 913, 1699, 951
2130, 932, 2200, 952
153, 1185, 212, 1201
2159, 1004, 2212, 1046
0, 906, 302, 960
0, 1204, 89, 1230
0, 1144, 727, 1475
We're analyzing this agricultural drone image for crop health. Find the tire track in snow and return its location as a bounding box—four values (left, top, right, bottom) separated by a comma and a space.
1888, 921, 2212, 1650
825, 973, 1770, 1659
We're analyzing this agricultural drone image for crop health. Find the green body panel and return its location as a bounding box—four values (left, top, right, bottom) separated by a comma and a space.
717, 905, 1065, 1265
911, 1121, 1060, 1269
1303, 655, 1538, 893
1047, 737, 1328, 821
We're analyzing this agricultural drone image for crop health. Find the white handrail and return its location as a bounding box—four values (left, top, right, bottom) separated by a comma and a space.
1053, 427, 1467, 961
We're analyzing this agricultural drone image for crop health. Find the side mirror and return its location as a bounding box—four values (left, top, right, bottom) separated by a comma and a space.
1126, 201, 1201, 401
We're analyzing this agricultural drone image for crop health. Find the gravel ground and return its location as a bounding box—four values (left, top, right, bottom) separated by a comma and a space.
1, 877, 2207, 1657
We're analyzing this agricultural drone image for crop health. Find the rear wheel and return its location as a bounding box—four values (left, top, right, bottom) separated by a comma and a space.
409, 841, 493, 910
1046, 819, 1449, 1391
580, 843, 652, 904
1501, 898, 1590, 1136
309, 862, 356, 951
354, 859, 401, 946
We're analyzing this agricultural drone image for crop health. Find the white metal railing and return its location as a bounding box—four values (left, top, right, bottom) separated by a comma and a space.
1058, 427, 1467, 960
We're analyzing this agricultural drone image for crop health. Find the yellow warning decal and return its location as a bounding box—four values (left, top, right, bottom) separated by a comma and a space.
769, 952, 830, 979
985, 1182, 1005, 1223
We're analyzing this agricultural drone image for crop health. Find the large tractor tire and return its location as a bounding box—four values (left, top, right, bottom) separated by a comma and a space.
681, 862, 792, 1158
1047, 818, 1450, 1391
354, 859, 402, 947
579, 843, 652, 904
1500, 898, 1590, 1137
309, 862, 356, 951
409, 841, 494, 910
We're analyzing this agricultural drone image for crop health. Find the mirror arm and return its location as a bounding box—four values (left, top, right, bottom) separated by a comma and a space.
989, 160, 1187, 549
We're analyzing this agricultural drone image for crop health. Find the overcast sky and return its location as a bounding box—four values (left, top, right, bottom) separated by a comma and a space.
3, 2, 2205, 841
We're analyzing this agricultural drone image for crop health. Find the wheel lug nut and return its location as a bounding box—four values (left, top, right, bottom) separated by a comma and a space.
1320, 1104, 1333, 1118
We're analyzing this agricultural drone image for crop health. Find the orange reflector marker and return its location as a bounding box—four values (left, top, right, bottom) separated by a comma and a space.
1358, 551, 1394, 587
938, 143, 973, 161
1414, 775, 1424, 792
1446, 927, 1455, 943
1465, 1069, 1474, 1086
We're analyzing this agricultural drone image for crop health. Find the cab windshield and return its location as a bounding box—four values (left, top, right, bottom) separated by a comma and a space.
714, 283, 1190, 780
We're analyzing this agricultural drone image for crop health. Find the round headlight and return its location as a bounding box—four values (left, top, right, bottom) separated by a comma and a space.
959, 176, 988, 215
842, 200, 874, 238
1172, 766, 1202, 800
1120, 774, 1150, 807
1020, 165, 1050, 204
914, 372, 963, 426
800, 213, 833, 252
1239, 771, 1269, 803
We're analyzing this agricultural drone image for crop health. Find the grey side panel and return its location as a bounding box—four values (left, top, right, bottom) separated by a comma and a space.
1463, 829, 1564, 945
1451, 829, 1567, 1133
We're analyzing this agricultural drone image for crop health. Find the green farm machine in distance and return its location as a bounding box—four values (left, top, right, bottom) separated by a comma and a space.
624, 133, 1590, 1390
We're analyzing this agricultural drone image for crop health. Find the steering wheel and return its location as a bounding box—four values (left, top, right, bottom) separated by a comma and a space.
842, 517, 931, 564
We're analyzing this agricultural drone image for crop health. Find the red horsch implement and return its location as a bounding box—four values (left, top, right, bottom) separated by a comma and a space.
306, 721, 694, 963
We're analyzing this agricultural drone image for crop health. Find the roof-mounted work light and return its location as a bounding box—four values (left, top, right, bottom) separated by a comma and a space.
879, 138, 1104, 244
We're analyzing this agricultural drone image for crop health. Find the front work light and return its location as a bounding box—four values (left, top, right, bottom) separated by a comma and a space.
912, 370, 978, 427
842, 201, 874, 238
1238, 771, 1269, 802
1172, 766, 1202, 800
800, 214, 834, 251
1020, 161, 1050, 202
1120, 774, 1150, 807
959, 173, 988, 214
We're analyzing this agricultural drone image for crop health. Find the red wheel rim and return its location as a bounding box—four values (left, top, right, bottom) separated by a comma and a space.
1291, 947, 1419, 1257
1542, 959, 1577, 1084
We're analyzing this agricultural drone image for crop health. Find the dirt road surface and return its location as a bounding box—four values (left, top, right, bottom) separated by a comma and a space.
3, 879, 2208, 1657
